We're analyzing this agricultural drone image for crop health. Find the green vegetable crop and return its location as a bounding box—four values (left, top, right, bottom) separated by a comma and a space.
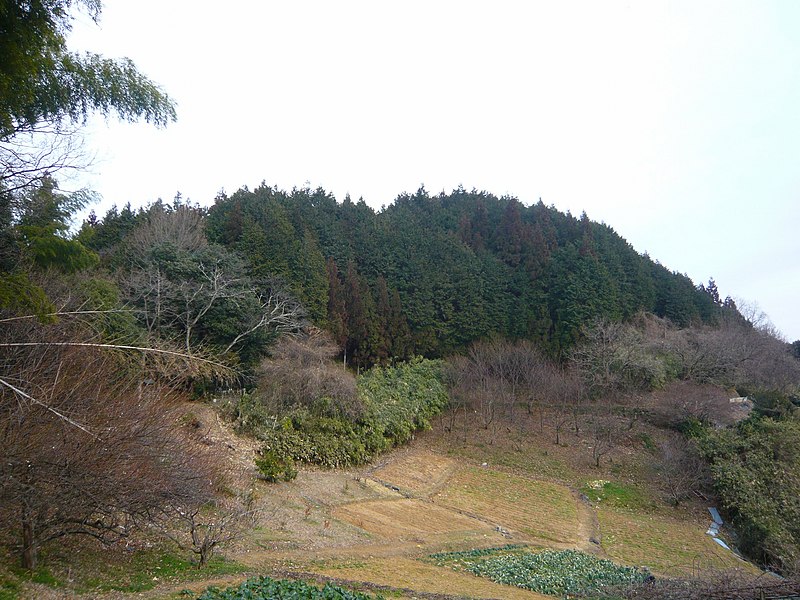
197, 575, 382, 600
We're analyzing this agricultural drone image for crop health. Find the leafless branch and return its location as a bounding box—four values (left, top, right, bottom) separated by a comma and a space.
0, 376, 96, 437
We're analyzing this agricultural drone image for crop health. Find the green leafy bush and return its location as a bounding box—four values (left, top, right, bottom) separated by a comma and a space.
258, 411, 382, 469
255, 450, 297, 482
748, 388, 798, 419
358, 357, 449, 446
197, 575, 381, 599
223, 391, 285, 435
699, 416, 800, 573
255, 358, 448, 469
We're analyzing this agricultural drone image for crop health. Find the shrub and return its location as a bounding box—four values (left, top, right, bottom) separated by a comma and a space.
358, 357, 449, 445
254, 450, 297, 482
699, 416, 800, 573
254, 358, 448, 470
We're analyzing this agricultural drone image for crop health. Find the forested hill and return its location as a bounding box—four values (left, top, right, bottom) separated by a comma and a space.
85, 184, 729, 365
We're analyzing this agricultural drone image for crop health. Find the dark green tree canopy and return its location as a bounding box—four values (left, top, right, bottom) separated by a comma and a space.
201, 184, 737, 363
0, 0, 176, 138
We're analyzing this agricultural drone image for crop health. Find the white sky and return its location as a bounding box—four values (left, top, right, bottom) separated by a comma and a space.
68, 0, 800, 341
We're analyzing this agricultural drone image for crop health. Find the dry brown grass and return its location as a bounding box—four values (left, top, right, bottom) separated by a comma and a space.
432, 465, 580, 545
370, 449, 456, 496
316, 556, 552, 599
598, 506, 758, 576
16, 396, 762, 599
333, 498, 494, 540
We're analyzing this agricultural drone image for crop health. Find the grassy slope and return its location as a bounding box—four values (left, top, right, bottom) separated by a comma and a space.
1, 398, 759, 599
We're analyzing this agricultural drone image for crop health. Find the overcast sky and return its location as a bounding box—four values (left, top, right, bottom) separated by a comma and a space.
68, 0, 800, 341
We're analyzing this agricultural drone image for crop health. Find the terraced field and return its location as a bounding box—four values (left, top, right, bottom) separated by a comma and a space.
9, 431, 756, 599
223, 444, 747, 596
333, 497, 494, 539
370, 449, 457, 495
597, 506, 755, 576
432, 466, 581, 545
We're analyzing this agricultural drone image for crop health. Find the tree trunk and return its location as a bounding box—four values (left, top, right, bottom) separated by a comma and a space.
21, 513, 37, 570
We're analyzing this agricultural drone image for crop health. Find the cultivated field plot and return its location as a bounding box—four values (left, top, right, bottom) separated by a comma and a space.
332, 498, 495, 540
598, 507, 755, 576
432, 466, 580, 544
289, 470, 397, 507
370, 449, 456, 496
315, 556, 552, 600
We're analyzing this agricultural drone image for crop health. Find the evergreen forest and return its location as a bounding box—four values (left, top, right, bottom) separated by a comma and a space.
80, 183, 732, 368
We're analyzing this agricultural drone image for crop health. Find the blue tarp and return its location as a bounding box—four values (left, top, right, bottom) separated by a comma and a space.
712, 537, 731, 551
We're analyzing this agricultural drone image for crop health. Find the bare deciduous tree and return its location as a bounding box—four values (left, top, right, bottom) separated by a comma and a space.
570, 319, 665, 397
549, 368, 582, 446
121, 227, 306, 357
587, 415, 621, 467
257, 329, 360, 419
655, 436, 709, 506
0, 317, 221, 569
1, 125, 90, 195
161, 492, 257, 569
224, 288, 306, 354
441, 355, 472, 440
642, 380, 733, 428
125, 202, 208, 255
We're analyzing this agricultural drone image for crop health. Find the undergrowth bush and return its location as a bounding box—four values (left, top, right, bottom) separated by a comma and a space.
698, 415, 800, 574
254, 450, 297, 482
247, 358, 448, 469
359, 357, 448, 446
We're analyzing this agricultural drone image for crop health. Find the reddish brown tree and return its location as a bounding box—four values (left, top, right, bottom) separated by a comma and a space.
0, 318, 219, 569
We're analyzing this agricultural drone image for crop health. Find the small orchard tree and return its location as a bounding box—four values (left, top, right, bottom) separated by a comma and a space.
587, 415, 622, 468
162, 492, 257, 569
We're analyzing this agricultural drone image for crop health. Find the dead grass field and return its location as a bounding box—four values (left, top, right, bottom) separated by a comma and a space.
597, 506, 757, 576
432, 466, 580, 545
316, 556, 552, 600
332, 498, 494, 539
370, 449, 456, 496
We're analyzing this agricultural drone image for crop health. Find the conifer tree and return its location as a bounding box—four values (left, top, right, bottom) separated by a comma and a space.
326, 257, 348, 349
343, 261, 381, 369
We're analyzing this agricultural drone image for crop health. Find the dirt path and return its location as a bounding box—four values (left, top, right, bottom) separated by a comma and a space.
573, 490, 603, 555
